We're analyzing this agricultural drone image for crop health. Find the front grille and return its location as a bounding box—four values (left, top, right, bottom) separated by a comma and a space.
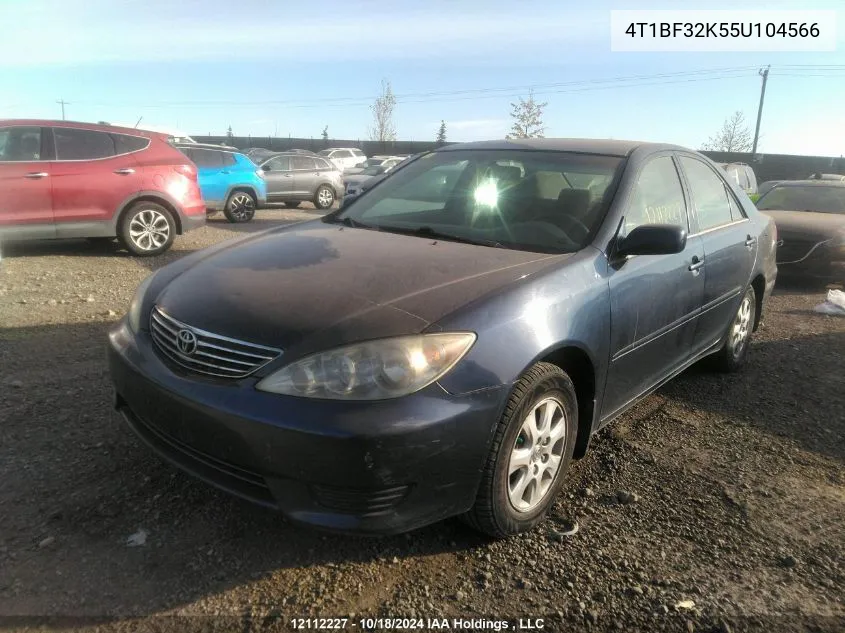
150, 307, 281, 378
310, 484, 411, 516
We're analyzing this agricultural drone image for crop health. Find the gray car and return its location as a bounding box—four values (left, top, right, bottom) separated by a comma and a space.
257, 153, 344, 209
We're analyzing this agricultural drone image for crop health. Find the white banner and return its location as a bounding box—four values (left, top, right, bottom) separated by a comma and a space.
611, 10, 837, 52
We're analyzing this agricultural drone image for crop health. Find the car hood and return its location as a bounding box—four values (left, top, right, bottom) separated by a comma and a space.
762, 210, 845, 240
344, 174, 375, 186
155, 221, 564, 354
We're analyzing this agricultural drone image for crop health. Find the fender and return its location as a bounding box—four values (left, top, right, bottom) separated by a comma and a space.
113, 190, 189, 233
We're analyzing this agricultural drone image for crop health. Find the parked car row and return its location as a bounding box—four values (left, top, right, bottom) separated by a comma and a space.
0, 120, 362, 256
0, 119, 206, 257
343, 155, 406, 197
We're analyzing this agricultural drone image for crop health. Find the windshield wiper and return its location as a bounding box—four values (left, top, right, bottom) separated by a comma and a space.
375, 225, 504, 248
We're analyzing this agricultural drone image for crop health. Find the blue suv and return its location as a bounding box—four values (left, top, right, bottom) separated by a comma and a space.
175, 144, 267, 223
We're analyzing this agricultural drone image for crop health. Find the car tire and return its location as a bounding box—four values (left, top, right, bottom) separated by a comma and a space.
712, 285, 756, 373
462, 362, 578, 538
314, 185, 335, 210
283, 201, 301, 209
119, 202, 176, 257
223, 191, 256, 223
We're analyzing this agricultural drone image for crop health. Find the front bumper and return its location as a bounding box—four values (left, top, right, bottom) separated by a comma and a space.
777, 237, 845, 279
107, 321, 506, 535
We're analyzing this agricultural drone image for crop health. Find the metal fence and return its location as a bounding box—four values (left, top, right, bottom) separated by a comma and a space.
194, 136, 844, 182
194, 136, 445, 156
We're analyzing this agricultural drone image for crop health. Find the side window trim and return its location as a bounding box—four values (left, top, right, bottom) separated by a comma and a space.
49, 127, 149, 162
50, 126, 149, 162
41, 126, 56, 161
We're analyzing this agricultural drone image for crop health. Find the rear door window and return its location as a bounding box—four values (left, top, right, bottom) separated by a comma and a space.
54, 128, 116, 160
0, 126, 43, 161
679, 156, 735, 231
221, 152, 237, 166
265, 155, 291, 171
293, 156, 316, 170
112, 134, 149, 155
191, 149, 225, 167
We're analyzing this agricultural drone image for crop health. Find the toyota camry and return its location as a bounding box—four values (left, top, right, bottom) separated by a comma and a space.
108, 139, 778, 538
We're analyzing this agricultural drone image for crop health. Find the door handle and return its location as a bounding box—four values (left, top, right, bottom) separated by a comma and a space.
688, 256, 704, 272
24, 172, 49, 179
283, 173, 293, 178
113, 168, 135, 175
220, 170, 230, 174
745, 235, 757, 247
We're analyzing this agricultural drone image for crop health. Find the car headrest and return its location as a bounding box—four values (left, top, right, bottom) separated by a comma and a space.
557, 188, 591, 219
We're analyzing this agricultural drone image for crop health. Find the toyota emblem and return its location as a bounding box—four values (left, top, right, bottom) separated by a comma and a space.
176, 328, 198, 355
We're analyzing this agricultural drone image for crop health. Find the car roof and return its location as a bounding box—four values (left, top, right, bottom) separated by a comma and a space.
0, 118, 164, 138
438, 138, 688, 157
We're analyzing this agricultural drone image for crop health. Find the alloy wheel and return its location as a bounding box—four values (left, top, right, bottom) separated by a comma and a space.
730, 295, 753, 359
128, 209, 170, 251
317, 187, 334, 208
228, 193, 255, 221
507, 397, 567, 513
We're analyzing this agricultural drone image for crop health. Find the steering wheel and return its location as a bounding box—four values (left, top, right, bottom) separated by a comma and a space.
532, 213, 590, 241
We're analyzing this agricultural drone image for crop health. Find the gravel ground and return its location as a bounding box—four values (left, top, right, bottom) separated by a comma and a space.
1, 209, 843, 633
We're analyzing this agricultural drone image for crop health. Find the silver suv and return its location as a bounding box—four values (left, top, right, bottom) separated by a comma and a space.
256, 153, 344, 209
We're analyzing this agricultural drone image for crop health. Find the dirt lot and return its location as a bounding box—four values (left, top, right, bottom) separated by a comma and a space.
1, 209, 843, 633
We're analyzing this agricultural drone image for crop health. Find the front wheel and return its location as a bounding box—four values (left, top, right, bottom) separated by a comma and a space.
313, 185, 335, 210
462, 362, 578, 538
224, 191, 256, 223
712, 285, 756, 372
119, 202, 175, 257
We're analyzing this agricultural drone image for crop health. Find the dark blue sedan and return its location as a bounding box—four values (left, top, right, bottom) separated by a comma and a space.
108, 139, 778, 537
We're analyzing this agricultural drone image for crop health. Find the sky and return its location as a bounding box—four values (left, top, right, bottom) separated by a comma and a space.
1, 0, 844, 156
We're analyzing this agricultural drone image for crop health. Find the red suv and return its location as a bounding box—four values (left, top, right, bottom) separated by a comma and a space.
0, 119, 205, 256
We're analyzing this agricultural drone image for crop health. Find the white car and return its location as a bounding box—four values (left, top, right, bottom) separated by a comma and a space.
318, 147, 367, 172
345, 155, 404, 175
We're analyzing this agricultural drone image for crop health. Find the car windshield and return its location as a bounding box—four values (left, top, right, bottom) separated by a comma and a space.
318, 150, 333, 156
756, 185, 845, 214
360, 166, 384, 176
332, 150, 623, 253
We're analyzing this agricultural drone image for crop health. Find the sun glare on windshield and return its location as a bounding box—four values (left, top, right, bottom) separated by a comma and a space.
474, 178, 499, 207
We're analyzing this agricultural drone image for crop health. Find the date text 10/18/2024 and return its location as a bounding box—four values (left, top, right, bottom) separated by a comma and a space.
290, 617, 547, 630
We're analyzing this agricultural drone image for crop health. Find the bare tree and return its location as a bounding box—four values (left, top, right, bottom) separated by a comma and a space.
506, 89, 547, 139
226, 125, 234, 142
702, 111, 753, 152
368, 79, 397, 142
436, 120, 447, 146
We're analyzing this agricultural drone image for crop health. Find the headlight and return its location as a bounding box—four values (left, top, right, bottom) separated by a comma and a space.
255, 333, 476, 400
127, 272, 156, 332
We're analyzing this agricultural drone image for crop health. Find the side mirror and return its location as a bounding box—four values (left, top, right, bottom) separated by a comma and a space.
261, 165, 271, 172
616, 224, 687, 258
